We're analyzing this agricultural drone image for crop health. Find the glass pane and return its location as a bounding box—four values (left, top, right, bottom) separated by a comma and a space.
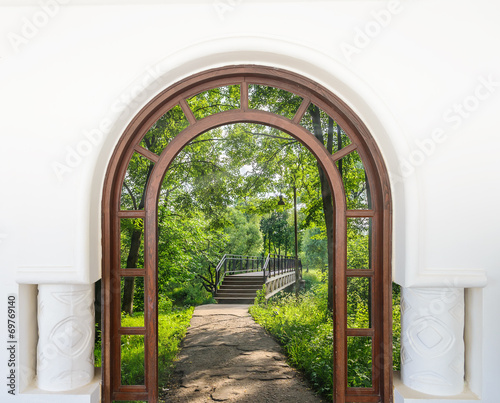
187, 85, 240, 120
347, 277, 371, 328
338, 151, 371, 209
120, 152, 154, 210
347, 336, 373, 388
120, 335, 145, 385
120, 218, 144, 269
300, 103, 352, 152
347, 217, 371, 270
140, 105, 189, 155
121, 277, 145, 327
248, 85, 303, 120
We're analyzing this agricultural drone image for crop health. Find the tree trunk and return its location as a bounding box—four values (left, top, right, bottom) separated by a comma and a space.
310, 107, 335, 311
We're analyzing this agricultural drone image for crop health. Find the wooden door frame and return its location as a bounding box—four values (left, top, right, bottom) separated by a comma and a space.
101, 65, 393, 402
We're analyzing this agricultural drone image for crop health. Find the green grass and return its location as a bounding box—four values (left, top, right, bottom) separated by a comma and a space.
250, 271, 402, 400
94, 306, 194, 389
250, 275, 333, 399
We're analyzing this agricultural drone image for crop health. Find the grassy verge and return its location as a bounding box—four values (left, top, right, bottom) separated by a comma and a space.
250, 271, 401, 400
94, 306, 194, 390
250, 273, 333, 399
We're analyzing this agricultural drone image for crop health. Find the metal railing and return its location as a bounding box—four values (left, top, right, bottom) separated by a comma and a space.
215, 253, 302, 291
261, 254, 298, 280
215, 254, 266, 289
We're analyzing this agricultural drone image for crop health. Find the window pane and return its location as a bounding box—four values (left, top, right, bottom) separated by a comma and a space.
120, 152, 153, 210
248, 84, 303, 120
121, 277, 145, 327
120, 218, 144, 269
187, 85, 240, 120
347, 277, 371, 328
347, 217, 371, 270
120, 335, 145, 385
300, 103, 352, 152
140, 105, 189, 155
347, 336, 373, 388
338, 151, 371, 209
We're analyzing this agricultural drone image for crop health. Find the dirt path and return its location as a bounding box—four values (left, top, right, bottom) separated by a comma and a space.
161, 304, 325, 403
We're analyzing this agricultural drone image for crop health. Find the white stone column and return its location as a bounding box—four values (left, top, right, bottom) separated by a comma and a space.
37, 284, 95, 391
401, 287, 464, 396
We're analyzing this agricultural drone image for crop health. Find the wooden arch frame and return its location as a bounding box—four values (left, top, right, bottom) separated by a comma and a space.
102, 65, 393, 403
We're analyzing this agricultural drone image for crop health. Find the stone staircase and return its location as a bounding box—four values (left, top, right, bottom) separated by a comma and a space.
214, 275, 265, 304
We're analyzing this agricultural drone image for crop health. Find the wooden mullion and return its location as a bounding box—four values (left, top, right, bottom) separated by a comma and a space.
118, 327, 146, 335
117, 210, 146, 218
179, 98, 197, 125
345, 392, 379, 402
135, 145, 159, 163
346, 269, 374, 277
331, 143, 357, 162
241, 80, 249, 111
346, 328, 375, 337
346, 209, 375, 217
292, 97, 310, 124
119, 269, 145, 277
113, 389, 148, 401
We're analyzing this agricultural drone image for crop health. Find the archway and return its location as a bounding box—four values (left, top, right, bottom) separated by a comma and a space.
102, 65, 393, 402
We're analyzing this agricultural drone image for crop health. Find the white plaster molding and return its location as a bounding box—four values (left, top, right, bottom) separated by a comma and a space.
37, 284, 95, 392
401, 287, 465, 396
394, 372, 479, 403
405, 269, 488, 289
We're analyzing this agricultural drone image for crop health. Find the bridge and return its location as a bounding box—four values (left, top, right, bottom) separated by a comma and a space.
214, 254, 302, 304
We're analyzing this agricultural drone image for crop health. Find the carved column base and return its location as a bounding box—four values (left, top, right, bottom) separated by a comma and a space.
37, 284, 95, 391
401, 287, 464, 396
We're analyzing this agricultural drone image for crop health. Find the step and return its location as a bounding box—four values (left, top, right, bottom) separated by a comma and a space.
218, 284, 263, 290
217, 287, 260, 292
215, 292, 257, 298
215, 297, 255, 304
222, 278, 264, 284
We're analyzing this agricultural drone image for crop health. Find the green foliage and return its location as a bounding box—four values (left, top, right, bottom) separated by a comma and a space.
300, 227, 327, 272
301, 269, 323, 290
250, 279, 333, 399
254, 284, 267, 306
225, 209, 263, 256
392, 283, 401, 371
98, 308, 194, 387
250, 273, 402, 399
260, 211, 294, 255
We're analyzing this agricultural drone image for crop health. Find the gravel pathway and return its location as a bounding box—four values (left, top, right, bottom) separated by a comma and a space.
161, 304, 325, 403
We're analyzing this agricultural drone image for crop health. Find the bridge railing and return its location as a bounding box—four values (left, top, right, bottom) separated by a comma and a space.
215, 253, 302, 293
261, 254, 299, 279
215, 254, 267, 290
262, 255, 302, 298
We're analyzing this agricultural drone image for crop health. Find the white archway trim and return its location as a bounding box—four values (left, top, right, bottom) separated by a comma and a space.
90, 34, 412, 284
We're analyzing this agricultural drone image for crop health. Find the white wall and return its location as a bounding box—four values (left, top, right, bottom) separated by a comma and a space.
0, 0, 498, 401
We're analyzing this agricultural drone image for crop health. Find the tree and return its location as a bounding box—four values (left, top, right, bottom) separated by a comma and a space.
301, 227, 328, 272
225, 209, 263, 256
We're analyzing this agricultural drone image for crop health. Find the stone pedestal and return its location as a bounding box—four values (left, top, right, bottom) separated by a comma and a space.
401, 287, 464, 396
37, 284, 95, 391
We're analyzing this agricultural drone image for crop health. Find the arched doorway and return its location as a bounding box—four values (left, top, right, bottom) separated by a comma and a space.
101, 65, 393, 402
